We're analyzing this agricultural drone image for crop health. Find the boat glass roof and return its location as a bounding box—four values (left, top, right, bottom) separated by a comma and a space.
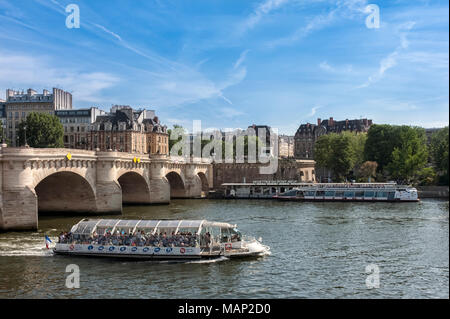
69, 219, 235, 235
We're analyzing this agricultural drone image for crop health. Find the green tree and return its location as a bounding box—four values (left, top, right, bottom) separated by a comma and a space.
315, 133, 359, 182
386, 126, 428, 183
18, 112, 64, 148
429, 127, 449, 185
364, 124, 399, 171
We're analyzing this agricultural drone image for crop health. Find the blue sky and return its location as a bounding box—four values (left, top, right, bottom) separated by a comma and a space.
0, 0, 448, 134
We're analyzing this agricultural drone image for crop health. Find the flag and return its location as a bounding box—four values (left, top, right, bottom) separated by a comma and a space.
45, 235, 52, 249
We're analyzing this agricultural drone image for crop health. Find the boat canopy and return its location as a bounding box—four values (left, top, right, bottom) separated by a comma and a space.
70, 219, 237, 236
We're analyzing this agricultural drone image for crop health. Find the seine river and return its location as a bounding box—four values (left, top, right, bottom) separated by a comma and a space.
0, 199, 448, 299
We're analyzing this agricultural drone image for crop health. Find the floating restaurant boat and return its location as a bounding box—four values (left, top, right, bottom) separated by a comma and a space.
222, 181, 419, 202
273, 183, 419, 202
53, 219, 270, 260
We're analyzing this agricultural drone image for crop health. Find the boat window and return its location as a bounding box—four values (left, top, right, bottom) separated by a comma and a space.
72, 220, 98, 235
316, 190, 325, 196
355, 191, 364, 197
344, 191, 354, 197
283, 190, 297, 196
325, 191, 334, 197
305, 191, 315, 196
377, 191, 387, 198
365, 191, 374, 197
221, 228, 231, 243
335, 191, 344, 197
230, 228, 242, 242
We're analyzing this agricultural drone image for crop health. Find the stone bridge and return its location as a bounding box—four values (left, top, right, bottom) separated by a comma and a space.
0, 147, 212, 231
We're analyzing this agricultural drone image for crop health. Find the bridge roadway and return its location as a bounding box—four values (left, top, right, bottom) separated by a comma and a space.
0, 146, 212, 231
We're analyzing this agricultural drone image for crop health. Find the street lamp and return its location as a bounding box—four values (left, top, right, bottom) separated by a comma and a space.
24, 124, 29, 147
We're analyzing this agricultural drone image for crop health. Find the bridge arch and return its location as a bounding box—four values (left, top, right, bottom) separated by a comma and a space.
165, 171, 187, 198
117, 171, 151, 204
198, 172, 209, 196
34, 171, 97, 214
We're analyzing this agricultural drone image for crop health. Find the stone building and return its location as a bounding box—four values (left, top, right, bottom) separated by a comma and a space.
3, 88, 72, 146
278, 135, 294, 158
55, 107, 106, 149
87, 106, 168, 155
294, 117, 373, 159
0, 100, 6, 139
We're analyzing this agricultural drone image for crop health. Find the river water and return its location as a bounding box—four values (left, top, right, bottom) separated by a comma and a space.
0, 199, 448, 299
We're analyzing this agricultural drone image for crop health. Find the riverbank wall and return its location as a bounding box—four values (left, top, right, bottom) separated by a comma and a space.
417, 186, 449, 199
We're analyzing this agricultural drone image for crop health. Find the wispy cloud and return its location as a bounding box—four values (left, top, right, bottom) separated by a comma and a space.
92, 23, 122, 41
308, 105, 321, 117
0, 51, 119, 103
243, 0, 289, 31
357, 21, 416, 88
266, 9, 337, 48
319, 61, 354, 74
233, 49, 250, 70
219, 107, 245, 118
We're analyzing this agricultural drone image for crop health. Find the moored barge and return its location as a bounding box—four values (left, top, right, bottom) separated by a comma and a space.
274, 183, 419, 202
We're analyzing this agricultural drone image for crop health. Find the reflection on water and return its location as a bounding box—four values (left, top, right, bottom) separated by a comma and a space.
0, 199, 448, 298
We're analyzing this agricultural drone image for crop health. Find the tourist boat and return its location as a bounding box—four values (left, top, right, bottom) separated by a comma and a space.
53, 219, 270, 260
273, 183, 419, 202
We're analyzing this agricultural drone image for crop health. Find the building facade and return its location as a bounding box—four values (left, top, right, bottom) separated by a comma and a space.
4, 88, 72, 146
55, 107, 106, 149
0, 100, 6, 141
87, 106, 168, 155
294, 117, 373, 159
278, 135, 294, 158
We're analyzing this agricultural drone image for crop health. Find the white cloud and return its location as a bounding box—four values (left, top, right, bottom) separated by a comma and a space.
0, 51, 119, 104
233, 49, 250, 70
266, 9, 337, 48
357, 22, 416, 88
243, 0, 289, 31
308, 105, 321, 117
219, 107, 245, 118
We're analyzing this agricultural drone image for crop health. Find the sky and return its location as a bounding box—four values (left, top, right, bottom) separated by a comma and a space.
0, 0, 448, 134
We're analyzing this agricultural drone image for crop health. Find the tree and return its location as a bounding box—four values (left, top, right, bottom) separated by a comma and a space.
314, 133, 359, 182
429, 127, 449, 185
18, 112, 64, 148
364, 124, 399, 171
358, 161, 378, 182
386, 126, 428, 183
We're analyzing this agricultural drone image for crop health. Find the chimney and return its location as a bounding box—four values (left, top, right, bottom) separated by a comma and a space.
329, 117, 334, 126
317, 118, 321, 126
6, 89, 14, 99
368, 119, 373, 126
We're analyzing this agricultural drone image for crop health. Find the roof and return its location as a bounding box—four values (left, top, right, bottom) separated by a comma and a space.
70, 219, 236, 235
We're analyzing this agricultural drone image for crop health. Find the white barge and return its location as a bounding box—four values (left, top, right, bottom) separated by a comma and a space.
274, 183, 419, 202
223, 181, 419, 202
53, 219, 270, 260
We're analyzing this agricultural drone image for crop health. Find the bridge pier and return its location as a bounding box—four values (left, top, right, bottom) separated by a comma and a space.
0, 187, 38, 231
